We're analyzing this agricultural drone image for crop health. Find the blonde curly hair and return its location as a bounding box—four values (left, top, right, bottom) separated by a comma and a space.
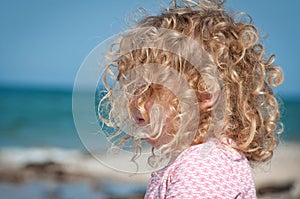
99, 0, 283, 164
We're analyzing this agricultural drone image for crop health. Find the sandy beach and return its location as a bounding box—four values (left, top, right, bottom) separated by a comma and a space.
253, 142, 300, 199
0, 142, 299, 199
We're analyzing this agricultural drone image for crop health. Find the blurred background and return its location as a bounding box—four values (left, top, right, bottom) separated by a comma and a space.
0, 0, 299, 198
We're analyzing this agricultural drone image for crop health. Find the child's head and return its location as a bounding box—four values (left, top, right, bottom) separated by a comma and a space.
100, 0, 283, 164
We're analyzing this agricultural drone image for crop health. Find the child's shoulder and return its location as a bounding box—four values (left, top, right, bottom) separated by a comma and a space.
164, 139, 255, 197
170, 138, 249, 175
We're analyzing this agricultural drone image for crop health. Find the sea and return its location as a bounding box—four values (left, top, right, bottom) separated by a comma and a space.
0, 86, 299, 198
0, 86, 83, 150
0, 86, 299, 150
0, 86, 152, 199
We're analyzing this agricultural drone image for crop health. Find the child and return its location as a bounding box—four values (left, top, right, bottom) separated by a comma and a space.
99, 0, 283, 198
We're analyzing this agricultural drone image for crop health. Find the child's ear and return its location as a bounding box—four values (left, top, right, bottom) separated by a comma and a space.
198, 91, 219, 111
199, 92, 214, 110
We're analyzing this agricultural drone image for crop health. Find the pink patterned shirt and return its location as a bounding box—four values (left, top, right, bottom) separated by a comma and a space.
144, 139, 257, 199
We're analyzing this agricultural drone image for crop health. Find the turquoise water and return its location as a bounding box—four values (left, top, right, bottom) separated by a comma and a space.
0, 87, 83, 149
0, 86, 299, 150
281, 98, 300, 142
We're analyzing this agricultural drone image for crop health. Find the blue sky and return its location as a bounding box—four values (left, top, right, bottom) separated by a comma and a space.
0, 0, 299, 98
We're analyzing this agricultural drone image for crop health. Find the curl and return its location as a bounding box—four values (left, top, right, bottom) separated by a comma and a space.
99, 0, 284, 165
